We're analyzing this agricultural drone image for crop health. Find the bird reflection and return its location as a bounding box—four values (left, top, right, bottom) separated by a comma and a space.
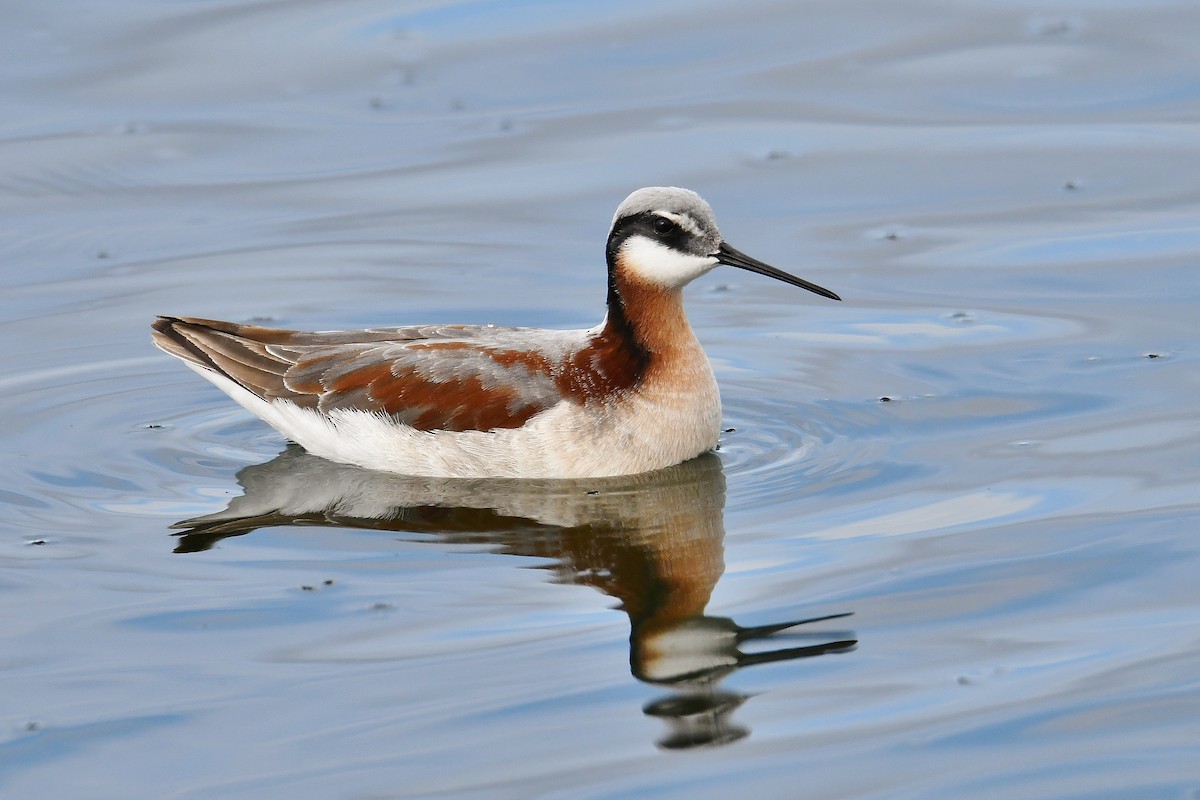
171, 446, 856, 749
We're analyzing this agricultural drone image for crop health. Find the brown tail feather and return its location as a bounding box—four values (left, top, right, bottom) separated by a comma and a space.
151, 316, 312, 405
151, 316, 218, 370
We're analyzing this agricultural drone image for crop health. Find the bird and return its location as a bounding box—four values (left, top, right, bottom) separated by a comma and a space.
152, 186, 840, 479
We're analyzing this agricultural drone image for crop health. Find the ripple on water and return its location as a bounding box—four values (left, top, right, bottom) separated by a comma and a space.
0, 355, 280, 529
770, 306, 1087, 354
717, 391, 922, 512
0, 338, 1116, 544
714, 366, 1119, 541
7, 351, 851, 527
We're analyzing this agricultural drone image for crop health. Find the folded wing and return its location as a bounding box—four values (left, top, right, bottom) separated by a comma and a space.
152, 316, 574, 432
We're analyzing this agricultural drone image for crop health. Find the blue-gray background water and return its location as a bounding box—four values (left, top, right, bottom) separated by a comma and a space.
2, 2, 1198, 797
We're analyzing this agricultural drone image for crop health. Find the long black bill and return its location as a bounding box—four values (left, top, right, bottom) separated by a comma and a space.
716, 242, 841, 301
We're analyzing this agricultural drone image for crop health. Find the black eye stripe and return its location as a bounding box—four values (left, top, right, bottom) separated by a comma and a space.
607, 212, 695, 261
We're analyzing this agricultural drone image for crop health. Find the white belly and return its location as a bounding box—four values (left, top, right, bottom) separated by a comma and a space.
190, 363, 721, 478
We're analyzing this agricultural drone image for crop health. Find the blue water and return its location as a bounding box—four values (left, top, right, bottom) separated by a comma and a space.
2, 2, 1199, 798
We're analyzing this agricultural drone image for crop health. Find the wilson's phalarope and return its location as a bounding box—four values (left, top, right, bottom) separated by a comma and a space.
152, 187, 840, 478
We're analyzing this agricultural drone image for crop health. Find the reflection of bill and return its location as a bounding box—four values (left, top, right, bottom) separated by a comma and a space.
635, 611, 854, 748
172, 446, 856, 749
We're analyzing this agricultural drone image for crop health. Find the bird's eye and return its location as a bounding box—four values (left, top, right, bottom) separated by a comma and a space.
652, 216, 675, 236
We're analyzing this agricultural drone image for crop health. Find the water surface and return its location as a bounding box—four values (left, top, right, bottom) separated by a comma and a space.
2, 1, 1199, 798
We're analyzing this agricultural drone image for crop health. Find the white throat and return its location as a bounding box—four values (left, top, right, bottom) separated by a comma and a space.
620, 235, 718, 289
